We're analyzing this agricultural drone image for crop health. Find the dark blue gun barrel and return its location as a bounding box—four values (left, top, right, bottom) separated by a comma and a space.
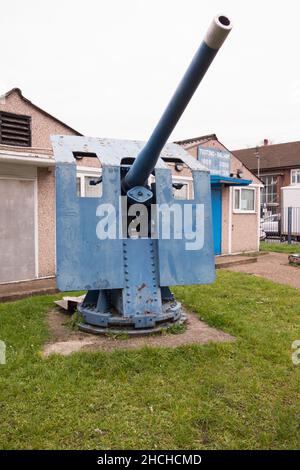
123, 14, 232, 190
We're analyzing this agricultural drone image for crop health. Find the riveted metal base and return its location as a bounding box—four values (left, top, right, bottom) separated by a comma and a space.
77, 295, 186, 335
77, 311, 187, 336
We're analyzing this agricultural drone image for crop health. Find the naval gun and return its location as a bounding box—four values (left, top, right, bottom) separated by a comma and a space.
52, 15, 232, 334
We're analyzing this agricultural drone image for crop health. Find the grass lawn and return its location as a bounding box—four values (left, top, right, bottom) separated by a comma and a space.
260, 241, 300, 254
0, 271, 300, 450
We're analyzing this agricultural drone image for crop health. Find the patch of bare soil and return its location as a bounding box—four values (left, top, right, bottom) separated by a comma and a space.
43, 308, 234, 357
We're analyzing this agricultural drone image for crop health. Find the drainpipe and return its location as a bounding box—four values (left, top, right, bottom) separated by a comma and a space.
228, 187, 232, 254
255, 146, 260, 179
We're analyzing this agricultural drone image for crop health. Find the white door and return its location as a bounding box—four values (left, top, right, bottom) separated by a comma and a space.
0, 178, 36, 283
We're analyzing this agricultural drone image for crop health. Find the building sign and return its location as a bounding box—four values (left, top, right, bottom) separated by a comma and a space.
197, 146, 230, 177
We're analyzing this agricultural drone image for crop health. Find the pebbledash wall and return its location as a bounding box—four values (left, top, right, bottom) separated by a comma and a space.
0, 90, 261, 284
0, 89, 80, 283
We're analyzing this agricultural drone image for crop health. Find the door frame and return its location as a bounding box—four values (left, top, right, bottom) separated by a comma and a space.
211, 184, 222, 255
0, 175, 38, 282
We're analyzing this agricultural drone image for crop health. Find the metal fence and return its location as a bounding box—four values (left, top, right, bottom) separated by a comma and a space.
282, 207, 300, 242
261, 207, 300, 243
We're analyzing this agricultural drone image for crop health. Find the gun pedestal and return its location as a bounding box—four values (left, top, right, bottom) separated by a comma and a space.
52, 15, 232, 334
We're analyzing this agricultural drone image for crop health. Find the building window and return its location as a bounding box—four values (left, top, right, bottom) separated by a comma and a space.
76, 171, 102, 197
170, 176, 195, 200
172, 181, 189, 200
233, 187, 256, 213
291, 169, 300, 185
260, 175, 278, 205
0, 111, 31, 147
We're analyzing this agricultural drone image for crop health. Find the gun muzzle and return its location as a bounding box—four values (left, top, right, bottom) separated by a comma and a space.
123, 14, 232, 191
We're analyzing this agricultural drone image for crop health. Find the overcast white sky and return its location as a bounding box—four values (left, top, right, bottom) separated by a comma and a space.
0, 0, 299, 149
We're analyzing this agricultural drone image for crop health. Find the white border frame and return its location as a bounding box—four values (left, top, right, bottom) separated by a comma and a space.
228, 186, 232, 254
149, 174, 194, 200
171, 175, 191, 200
233, 186, 256, 214
76, 167, 102, 197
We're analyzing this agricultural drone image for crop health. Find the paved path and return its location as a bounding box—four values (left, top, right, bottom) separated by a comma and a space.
215, 254, 257, 269
0, 277, 57, 302
226, 252, 300, 290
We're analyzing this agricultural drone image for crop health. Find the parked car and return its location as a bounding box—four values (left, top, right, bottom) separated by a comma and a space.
260, 226, 266, 240
261, 214, 280, 234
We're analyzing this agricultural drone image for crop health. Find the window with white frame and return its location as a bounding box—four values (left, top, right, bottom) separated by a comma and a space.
172, 181, 189, 200
291, 169, 300, 185
76, 169, 102, 197
233, 187, 256, 212
149, 174, 193, 200
260, 175, 278, 204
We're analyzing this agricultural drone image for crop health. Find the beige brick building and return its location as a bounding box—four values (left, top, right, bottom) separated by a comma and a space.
176, 135, 262, 255
0, 89, 261, 285
0, 88, 80, 283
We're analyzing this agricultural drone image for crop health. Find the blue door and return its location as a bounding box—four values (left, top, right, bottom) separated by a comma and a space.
211, 187, 222, 255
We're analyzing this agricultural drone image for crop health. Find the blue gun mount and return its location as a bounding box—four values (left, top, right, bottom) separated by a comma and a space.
52, 15, 232, 334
